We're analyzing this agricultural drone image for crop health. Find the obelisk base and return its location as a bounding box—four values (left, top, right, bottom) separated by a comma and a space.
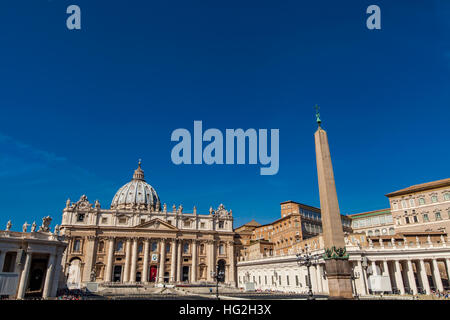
324, 259, 353, 299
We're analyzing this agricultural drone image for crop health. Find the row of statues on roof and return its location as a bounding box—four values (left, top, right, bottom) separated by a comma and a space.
5, 216, 60, 235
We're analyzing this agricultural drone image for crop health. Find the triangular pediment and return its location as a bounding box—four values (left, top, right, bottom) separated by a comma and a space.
136, 218, 178, 231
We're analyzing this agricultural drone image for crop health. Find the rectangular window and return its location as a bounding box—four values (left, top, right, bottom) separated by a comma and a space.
436, 212, 442, 220
393, 202, 398, 210
445, 193, 450, 201
286, 275, 290, 286
405, 217, 410, 224
431, 195, 438, 203
423, 214, 429, 222
419, 198, 425, 205
409, 199, 415, 207
200, 222, 205, 228
183, 221, 191, 228
413, 216, 418, 223
118, 218, 127, 224
218, 221, 224, 229
101, 217, 108, 224
295, 275, 299, 286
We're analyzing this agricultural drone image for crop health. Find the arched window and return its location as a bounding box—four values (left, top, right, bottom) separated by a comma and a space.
389, 227, 395, 235
98, 241, 104, 252
200, 243, 205, 255
219, 243, 225, 255
116, 240, 123, 252
368, 230, 373, 236
375, 229, 380, 236
444, 193, 450, 201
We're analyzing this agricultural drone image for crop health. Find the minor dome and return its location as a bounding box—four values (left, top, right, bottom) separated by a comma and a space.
110, 161, 160, 210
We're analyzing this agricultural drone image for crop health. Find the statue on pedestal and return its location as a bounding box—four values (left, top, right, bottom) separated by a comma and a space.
22, 222, 29, 233
31, 222, 37, 232
6, 220, 12, 231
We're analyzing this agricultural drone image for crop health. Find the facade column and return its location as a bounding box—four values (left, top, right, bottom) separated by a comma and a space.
170, 239, 177, 282
176, 240, 182, 282
191, 240, 197, 283
142, 239, 150, 283
82, 236, 97, 282
207, 240, 216, 282
431, 259, 444, 292
130, 238, 138, 283
42, 254, 56, 299
158, 239, 166, 283
394, 260, 405, 295
418, 259, 431, 295
105, 237, 115, 282
123, 238, 132, 283
406, 260, 418, 295
0, 251, 6, 272
228, 240, 236, 286
17, 251, 32, 299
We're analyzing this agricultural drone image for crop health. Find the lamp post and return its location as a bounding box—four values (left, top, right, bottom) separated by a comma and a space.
210, 265, 225, 300
296, 248, 321, 300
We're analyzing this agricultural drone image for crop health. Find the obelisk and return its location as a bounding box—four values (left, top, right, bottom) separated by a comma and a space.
314, 105, 353, 299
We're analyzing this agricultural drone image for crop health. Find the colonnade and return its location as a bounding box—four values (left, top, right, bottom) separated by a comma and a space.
351, 257, 450, 296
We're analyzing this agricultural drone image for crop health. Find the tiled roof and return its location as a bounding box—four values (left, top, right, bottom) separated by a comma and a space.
385, 178, 450, 197
347, 208, 391, 219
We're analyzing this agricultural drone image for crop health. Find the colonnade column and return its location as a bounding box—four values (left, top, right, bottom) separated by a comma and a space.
445, 259, 450, 287
431, 259, 444, 292
176, 240, 182, 282
0, 251, 6, 272
191, 240, 197, 283
123, 238, 132, 283
406, 260, 418, 295
17, 251, 32, 299
171, 239, 177, 282
158, 239, 166, 283
82, 236, 97, 282
371, 261, 378, 276
142, 239, 150, 283
42, 254, 56, 299
418, 259, 431, 295
357, 260, 368, 296
130, 238, 138, 283
394, 260, 405, 295
316, 264, 323, 293
382, 261, 389, 276
105, 237, 115, 282
50, 248, 64, 297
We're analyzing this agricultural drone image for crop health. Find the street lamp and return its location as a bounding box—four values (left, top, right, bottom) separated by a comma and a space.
210, 265, 225, 300
296, 247, 321, 300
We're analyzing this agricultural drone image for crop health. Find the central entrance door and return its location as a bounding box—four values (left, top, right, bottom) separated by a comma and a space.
150, 265, 158, 282
182, 266, 190, 282
113, 265, 122, 282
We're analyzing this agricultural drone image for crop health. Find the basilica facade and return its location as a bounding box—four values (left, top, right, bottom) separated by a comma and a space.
59, 162, 236, 289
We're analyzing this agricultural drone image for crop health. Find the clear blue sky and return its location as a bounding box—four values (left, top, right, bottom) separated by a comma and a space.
0, 1, 449, 230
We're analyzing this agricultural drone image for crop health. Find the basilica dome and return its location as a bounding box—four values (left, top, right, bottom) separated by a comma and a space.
110, 161, 160, 210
